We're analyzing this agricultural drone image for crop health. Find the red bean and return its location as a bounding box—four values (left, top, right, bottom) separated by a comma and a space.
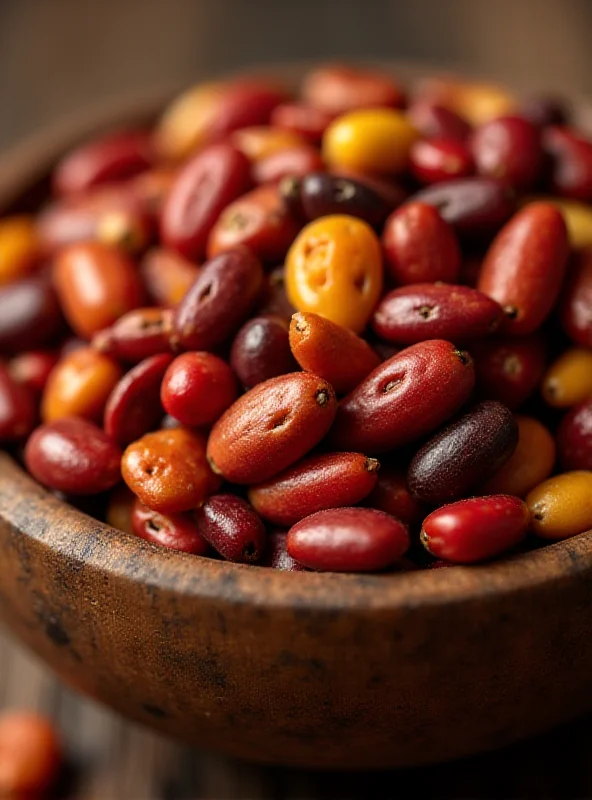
161, 351, 237, 426
25, 417, 122, 494
372, 283, 503, 345
0, 363, 37, 441
0, 277, 63, 354
172, 247, 263, 352
407, 401, 518, 504
104, 353, 173, 446
131, 499, 209, 555
207, 372, 337, 484
411, 177, 515, 237
410, 138, 474, 184
302, 64, 405, 114
271, 102, 335, 143
470, 116, 543, 190
557, 399, 592, 470
365, 465, 425, 525
407, 101, 472, 142
9, 350, 59, 395
472, 334, 547, 409
543, 126, 592, 201
261, 530, 306, 570
53, 130, 153, 196
92, 307, 173, 364
256, 266, 295, 322
160, 143, 252, 260
140, 247, 200, 308
330, 340, 475, 454
520, 95, 569, 127
287, 507, 410, 572
420, 495, 530, 564
560, 249, 592, 348
249, 452, 379, 526
194, 494, 266, 563
252, 145, 324, 185
230, 315, 297, 389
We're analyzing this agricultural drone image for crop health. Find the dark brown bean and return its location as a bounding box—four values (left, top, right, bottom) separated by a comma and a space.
194, 494, 266, 563
230, 315, 298, 389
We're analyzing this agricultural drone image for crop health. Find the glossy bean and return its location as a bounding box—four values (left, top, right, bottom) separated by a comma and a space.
470, 116, 543, 190
302, 64, 405, 114
288, 172, 392, 227
410, 138, 474, 184
287, 507, 409, 572
207, 372, 337, 484
330, 339, 475, 453
195, 494, 266, 563
8, 349, 58, 395
382, 202, 461, 285
270, 102, 335, 143
544, 126, 592, 201
161, 351, 237, 426
472, 333, 546, 409
252, 145, 324, 185
230, 315, 297, 389
25, 417, 122, 494
372, 283, 502, 345
160, 142, 252, 260
172, 247, 263, 351
0, 277, 63, 354
92, 307, 173, 363
557, 399, 592, 470
104, 353, 173, 445
53, 241, 145, 339
140, 247, 200, 307
261, 530, 306, 571
0, 363, 37, 442
477, 203, 569, 335
420, 495, 530, 563
408, 401, 518, 504
41, 346, 123, 423
0, 712, 62, 797
481, 415, 556, 497
542, 347, 592, 408
207, 183, 300, 263
364, 465, 425, 525
0, 215, 39, 285
131, 500, 209, 555
289, 311, 380, 394
527, 471, 592, 539
285, 214, 383, 333
560, 248, 592, 348
249, 452, 379, 526
407, 101, 472, 142
121, 427, 219, 513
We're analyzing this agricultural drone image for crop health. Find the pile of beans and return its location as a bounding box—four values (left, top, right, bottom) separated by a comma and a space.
3, 63, 592, 572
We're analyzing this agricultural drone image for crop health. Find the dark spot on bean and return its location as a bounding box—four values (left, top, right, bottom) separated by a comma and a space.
315, 389, 330, 406
142, 703, 168, 719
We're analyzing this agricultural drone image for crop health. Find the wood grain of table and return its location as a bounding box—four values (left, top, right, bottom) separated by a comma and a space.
2, 0, 592, 796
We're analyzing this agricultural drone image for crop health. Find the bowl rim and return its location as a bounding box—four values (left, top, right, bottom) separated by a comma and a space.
2, 59, 591, 614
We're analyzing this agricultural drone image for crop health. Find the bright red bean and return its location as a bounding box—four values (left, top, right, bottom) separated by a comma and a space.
420, 495, 530, 563
194, 494, 266, 563
161, 352, 237, 426
410, 138, 474, 184
230, 315, 297, 389
131, 499, 209, 555
470, 116, 543, 190
287, 507, 410, 572
25, 417, 122, 494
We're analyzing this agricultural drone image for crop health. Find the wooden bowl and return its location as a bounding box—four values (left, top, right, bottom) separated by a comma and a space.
1, 63, 592, 770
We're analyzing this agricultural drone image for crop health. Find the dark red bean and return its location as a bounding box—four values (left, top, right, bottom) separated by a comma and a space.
261, 530, 306, 571
410, 138, 473, 185
172, 247, 263, 352
520, 95, 569, 128
92, 308, 173, 364
271, 102, 336, 143
230, 315, 298, 389
0, 277, 64, 354
408, 401, 519, 504
0, 363, 37, 442
287, 507, 410, 572
131, 499, 209, 555
365, 465, 425, 525
472, 334, 546, 410
252, 145, 324, 185
25, 417, 122, 494
53, 130, 153, 196
411, 177, 515, 237
256, 266, 295, 322
194, 494, 266, 563
557, 399, 592, 470
287, 172, 392, 227
470, 116, 543, 190
331, 168, 407, 208
543, 126, 592, 201
104, 353, 173, 446
407, 101, 472, 142
372, 283, 502, 345
160, 142, 252, 260
9, 350, 59, 395
161, 352, 237, 426
560, 249, 592, 348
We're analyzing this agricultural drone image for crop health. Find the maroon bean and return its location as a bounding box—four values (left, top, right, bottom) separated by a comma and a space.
410, 177, 515, 237
53, 130, 153, 196
470, 116, 543, 190
410, 138, 474, 185
104, 353, 173, 446
161, 352, 237, 426
0, 277, 63, 354
252, 145, 324, 185
0, 364, 36, 442
131, 499, 209, 555
25, 417, 122, 494
287, 507, 410, 572
161, 143, 252, 260
172, 247, 263, 351
407, 101, 472, 142
520, 95, 569, 128
289, 172, 392, 227
270, 102, 335, 143
372, 283, 502, 345
230, 315, 298, 388
331, 168, 407, 208
194, 494, 266, 563
9, 350, 59, 395
256, 266, 295, 322
472, 334, 546, 410
560, 249, 592, 348
557, 399, 592, 470
261, 530, 306, 570
408, 401, 518, 504
543, 126, 592, 201
92, 308, 173, 363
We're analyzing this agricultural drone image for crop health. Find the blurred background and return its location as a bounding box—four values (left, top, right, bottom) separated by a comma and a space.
2, 0, 592, 797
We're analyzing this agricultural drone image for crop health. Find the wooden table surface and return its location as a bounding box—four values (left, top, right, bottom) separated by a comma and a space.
3, 0, 592, 796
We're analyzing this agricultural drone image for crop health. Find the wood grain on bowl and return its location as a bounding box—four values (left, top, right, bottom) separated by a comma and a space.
1, 63, 592, 769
